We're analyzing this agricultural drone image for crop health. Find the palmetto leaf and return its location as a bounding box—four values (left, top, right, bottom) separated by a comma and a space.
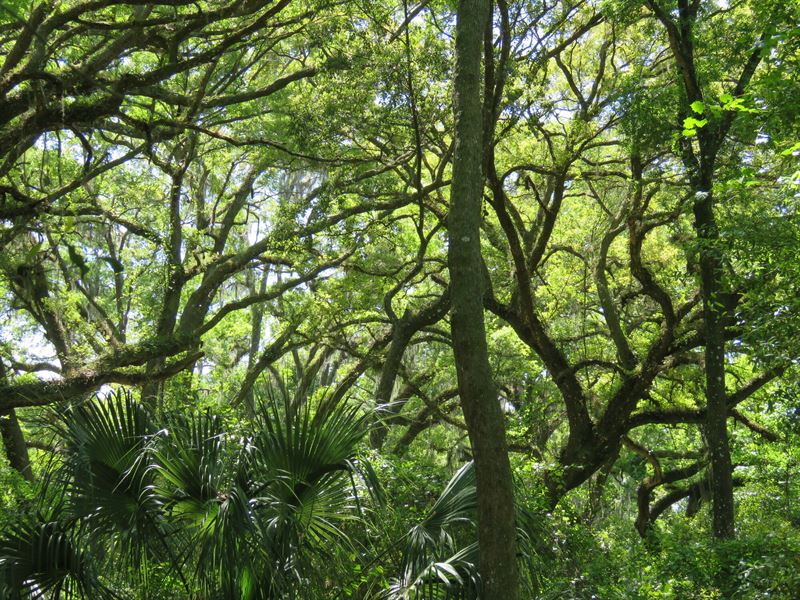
46, 389, 175, 585
403, 461, 477, 571
246, 389, 376, 592
55, 389, 157, 535
386, 542, 480, 600
419, 461, 477, 533
251, 391, 372, 517
152, 410, 260, 596
381, 463, 478, 598
254, 392, 368, 487
2, 384, 381, 598
0, 511, 110, 599
390, 461, 545, 599
155, 410, 228, 524
148, 386, 377, 597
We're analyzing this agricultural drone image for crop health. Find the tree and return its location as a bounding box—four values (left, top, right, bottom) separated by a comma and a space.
644, 0, 780, 538
2, 1, 800, 597
449, 0, 520, 596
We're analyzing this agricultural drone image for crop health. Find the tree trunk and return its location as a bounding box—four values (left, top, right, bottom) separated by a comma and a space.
0, 409, 34, 482
694, 187, 735, 539
449, 1, 520, 597
370, 319, 414, 449
0, 360, 33, 482
371, 292, 449, 449
644, 0, 751, 542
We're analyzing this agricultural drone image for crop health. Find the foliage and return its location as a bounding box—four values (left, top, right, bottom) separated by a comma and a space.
1, 0, 799, 597
0, 387, 382, 598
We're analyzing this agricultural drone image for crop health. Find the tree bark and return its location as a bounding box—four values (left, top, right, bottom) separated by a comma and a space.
371, 291, 449, 449
0, 360, 33, 482
449, 1, 520, 597
643, 0, 761, 540
694, 186, 735, 539
0, 409, 34, 482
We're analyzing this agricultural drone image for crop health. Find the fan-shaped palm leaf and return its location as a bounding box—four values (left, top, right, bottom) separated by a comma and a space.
0, 511, 110, 599
42, 389, 177, 590
153, 410, 260, 597
247, 390, 378, 594
391, 461, 545, 599
54, 390, 157, 536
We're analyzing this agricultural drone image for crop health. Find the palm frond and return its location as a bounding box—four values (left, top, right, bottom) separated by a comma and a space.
153, 409, 261, 596
55, 389, 156, 535
44, 389, 175, 588
0, 511, 110, 599
391, 461, 546, 599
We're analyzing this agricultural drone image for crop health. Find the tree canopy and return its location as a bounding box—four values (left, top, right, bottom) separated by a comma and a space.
1, 0, 799, 598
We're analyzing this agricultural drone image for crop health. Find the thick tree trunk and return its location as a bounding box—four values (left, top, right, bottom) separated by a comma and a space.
449, 1, 520, 597
0, 360, 33, 482
0, 409, 34, 482
694, 187, 735, 539
644, 0, 758, 542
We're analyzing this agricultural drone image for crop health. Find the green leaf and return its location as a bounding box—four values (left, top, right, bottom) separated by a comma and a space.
780, 142, 800, 156
683, 116, 708, 129
722, 95, 758, 113
0, 0, 29, 25
433, 561, 463, 585
690, 100, 705, 114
